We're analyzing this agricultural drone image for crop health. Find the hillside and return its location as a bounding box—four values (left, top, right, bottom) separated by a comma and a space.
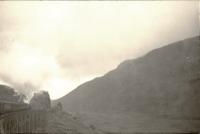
46, 109, 103, 134
56, 36, 200, 133
0, 84, 25, 103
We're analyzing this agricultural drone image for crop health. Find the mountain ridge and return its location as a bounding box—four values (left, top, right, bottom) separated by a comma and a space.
55, 36, 200, 132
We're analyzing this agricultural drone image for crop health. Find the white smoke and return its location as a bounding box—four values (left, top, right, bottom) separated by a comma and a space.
0, 1, 199, 100
0, 43, 61, 97
199, 1, 200, 32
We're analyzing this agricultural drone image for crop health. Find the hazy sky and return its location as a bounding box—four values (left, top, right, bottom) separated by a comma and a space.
0, 1, 199, 100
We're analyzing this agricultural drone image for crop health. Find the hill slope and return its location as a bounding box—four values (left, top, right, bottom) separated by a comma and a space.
56, 36, 200, 132
0, 84, 25, 103
46, 110, 103, 134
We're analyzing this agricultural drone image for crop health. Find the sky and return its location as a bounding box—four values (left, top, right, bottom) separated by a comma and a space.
0, 1, 199, 100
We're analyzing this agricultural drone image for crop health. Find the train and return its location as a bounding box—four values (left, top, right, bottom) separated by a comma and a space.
0, 101, 47, 133
0, 101, 30, 115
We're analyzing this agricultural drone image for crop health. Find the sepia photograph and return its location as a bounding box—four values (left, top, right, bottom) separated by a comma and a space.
0, 0, 200, 134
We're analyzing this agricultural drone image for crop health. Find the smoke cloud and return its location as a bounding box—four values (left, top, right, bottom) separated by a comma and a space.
0, 1, 199, 99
